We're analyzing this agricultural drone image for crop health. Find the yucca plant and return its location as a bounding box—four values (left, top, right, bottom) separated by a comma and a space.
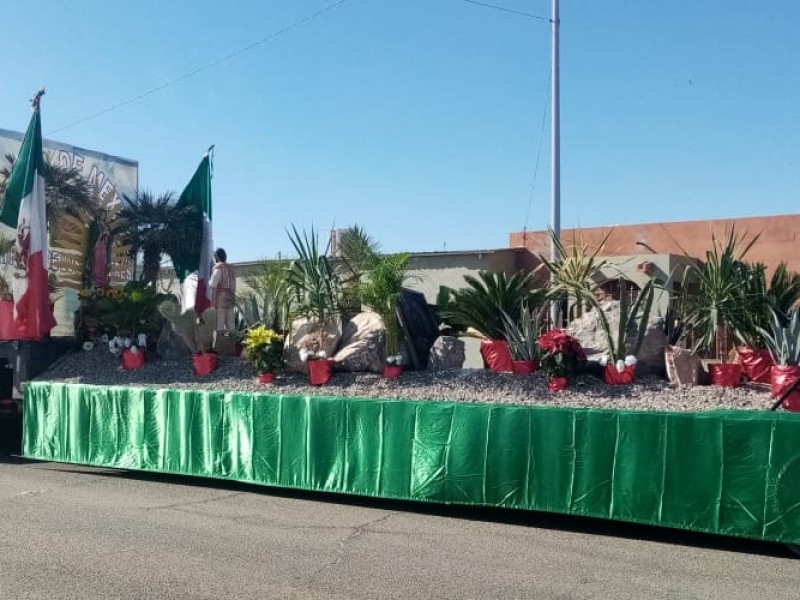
285, 225, 341, 328
539, 227, 612, 320
501, 301, 543, 361
240, 259, 293, 332
680, 228, 758, 357
440, 271, 546, 340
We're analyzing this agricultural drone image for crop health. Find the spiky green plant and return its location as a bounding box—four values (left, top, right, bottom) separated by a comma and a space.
759, 308, 800, 367
595, 277, 655, 362
539, 228, 612, 320
501, 301, 543, 361
113, 190, 202, 287
361, 252, 413, 356
1, 152, 96, 228
285, 225, 341, 329
679, 227, 759, 356
336, 225, 381, 316
440, 271, 547, 340
239, 259, 292, 332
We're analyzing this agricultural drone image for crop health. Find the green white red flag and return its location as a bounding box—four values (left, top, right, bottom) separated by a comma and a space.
174, 149, 213, 312
0, 91, 56, 340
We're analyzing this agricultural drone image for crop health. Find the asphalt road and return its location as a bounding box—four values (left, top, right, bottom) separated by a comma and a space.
1, 418, 798, 599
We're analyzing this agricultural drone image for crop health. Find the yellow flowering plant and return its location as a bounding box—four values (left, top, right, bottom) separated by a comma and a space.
244, 325, 285, 374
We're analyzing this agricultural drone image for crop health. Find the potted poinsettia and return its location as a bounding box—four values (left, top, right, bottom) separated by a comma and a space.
244, 325, 284, 384
537, 329, 586, 391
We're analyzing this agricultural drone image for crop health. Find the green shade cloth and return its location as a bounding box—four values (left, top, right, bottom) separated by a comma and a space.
23, 382, 800, 544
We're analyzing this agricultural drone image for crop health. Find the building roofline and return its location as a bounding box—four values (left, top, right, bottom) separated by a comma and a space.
0, 127, 138, 167
511, 213, 800, 236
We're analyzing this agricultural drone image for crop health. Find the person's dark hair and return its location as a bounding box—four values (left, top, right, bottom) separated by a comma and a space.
214, 248, 227, 262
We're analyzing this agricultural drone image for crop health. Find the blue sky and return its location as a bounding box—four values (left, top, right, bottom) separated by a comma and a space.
1, 0, 798, 261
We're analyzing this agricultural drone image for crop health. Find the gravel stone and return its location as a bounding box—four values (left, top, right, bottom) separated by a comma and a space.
34, 348, 777, 412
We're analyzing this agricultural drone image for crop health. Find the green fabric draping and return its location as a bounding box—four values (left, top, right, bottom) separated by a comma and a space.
23, 382, 800, 544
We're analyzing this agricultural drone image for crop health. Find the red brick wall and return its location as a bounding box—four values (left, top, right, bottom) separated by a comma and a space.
510, 214, 800, 274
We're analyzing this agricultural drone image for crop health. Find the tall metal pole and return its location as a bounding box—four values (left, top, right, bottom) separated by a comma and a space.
549, 0, 561, 327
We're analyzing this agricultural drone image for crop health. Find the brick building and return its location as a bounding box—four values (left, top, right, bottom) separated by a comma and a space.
510, 214, 800, 275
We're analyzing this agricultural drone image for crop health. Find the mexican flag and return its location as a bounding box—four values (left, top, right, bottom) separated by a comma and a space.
173, 150, 213, 312
0, 92, 56, 340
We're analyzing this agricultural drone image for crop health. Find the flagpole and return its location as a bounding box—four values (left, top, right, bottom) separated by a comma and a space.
31, 88, 45, 111
549, 0, 561, 327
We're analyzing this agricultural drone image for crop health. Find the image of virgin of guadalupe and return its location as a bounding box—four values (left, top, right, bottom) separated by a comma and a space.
85, 210, 111, 289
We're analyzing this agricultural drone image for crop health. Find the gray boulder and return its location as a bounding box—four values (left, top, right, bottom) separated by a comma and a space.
568, 300, 667, 375
333, 312, 385, 373
428, 336, 466, 371
285, 316, 342, 373
156, 323, 190, 360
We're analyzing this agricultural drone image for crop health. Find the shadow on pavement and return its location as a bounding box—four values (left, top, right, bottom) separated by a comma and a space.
12, 457, 795, 560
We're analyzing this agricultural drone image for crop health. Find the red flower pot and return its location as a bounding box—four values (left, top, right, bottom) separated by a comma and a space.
511, 360, 538, 375
708, 363, 743, 388
770, 365, 800, 412
258, 372, 275, 384
192, 352, 218, 377
121, 348, 145, 371
548, 377, 568, 392
383, 365, 403, 379
479, 339, 514, 373
308, 359, 334, 386
738, 347, 773, 384
0, 300, 17, 340
604, 364, 635, 385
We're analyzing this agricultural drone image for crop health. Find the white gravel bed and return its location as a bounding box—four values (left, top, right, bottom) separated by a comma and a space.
31, 347, 779, 413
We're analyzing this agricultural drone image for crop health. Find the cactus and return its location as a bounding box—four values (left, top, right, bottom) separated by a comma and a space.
158, 299, 217, 354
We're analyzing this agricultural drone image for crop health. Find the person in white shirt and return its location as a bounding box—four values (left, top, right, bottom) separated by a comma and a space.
208, 248, 236, 335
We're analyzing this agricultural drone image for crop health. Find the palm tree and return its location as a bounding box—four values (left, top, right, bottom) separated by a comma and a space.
113, 190, 201, 287
439, 271, 547, 340
336, 224, 381, 316
1, 152, 96, 228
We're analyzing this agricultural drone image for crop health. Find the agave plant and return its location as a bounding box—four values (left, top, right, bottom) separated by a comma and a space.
285, 225, 341, 328
759, 308, 800, 367
439, 271, 547, 340
501, 301, 543, 361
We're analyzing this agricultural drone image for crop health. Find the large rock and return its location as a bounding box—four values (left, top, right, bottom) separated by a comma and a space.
285, 316, 342, 373
428, 336, 465, 371
156, 323, 190, 360
568, 300, 667, 375
333, 311, 385, 373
